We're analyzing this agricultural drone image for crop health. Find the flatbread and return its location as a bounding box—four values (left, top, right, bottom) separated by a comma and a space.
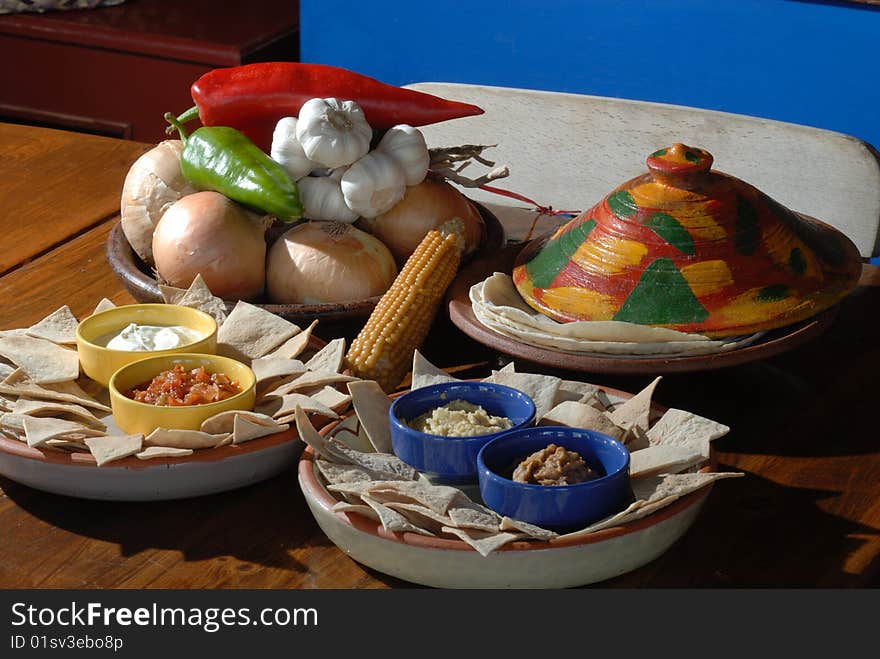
0, 333, 80, 384
263, 320, 317, 360
411, 349, 458, 390
347, 380, 392, 453
26, 306, 79, 345
143, 428, 230, 449
84, 434, 143, 466
136, 446, 194, 460
216, 301, 301, 362
304, 337, 345, 374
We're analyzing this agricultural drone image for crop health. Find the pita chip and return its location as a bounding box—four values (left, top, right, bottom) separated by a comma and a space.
263, 320, 317, 360
347, 380, 392, 453
136, 446, 194, 460
499, 516, 558, 541
175, 274, 229, 325
305, 385, 352, 414
262, 370, 358, 398
629, 444, 706, 479
331, 501, 382, 522
92, 298, 116, 315
360, 494, 435, 536
217, 301, 301, 361
0, 379, 111, 413
0, 333, 80, 384
259, 393, 340, 421
26, 306, 79, 345
489, 371, 561, 420
144, 428, 230, 449
646, 408, 730, 458
251, 357, 306, 387
538, 400, 626, 440
22, 416, 106, 448
554, 380, 600, 405
200, 410, 281, 434
232, 414, 288, 444
84, 434, 143, 466
411, 349, 458, 390
12, 398, 106, 430
304, 337, 346, 374
606, 376, 662, 436
441, 527, 525, 557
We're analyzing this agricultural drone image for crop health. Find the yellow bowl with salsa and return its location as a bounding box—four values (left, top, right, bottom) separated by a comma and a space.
76, 304, 218, 387
108, 353, 256, 436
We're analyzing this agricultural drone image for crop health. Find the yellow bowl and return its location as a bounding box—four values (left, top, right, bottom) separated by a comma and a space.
108, 353, 256, 436
76, 303, 218, 387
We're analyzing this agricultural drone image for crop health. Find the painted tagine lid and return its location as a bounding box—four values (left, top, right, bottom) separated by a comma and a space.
512, 143, 862, 338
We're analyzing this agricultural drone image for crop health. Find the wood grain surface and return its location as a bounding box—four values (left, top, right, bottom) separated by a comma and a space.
0, 122, 878, 589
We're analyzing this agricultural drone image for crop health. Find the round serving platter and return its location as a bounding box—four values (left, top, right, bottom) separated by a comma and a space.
107, 201, 504, 324
0, 335, 328, 502
446, 243, 839, 376
298, 385, 715, 589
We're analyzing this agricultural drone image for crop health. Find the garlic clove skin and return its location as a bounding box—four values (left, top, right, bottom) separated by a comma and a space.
341, 151, 407, 219
298, 168, 360, 223
295, 98, 373, 169
376, 124, 430, 186
270, 117, 319, 181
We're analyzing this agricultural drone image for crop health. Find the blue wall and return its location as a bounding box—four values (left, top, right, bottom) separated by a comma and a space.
301, 0, 880, 150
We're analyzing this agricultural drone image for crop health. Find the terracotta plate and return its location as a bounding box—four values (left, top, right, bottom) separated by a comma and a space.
107, 201, 504, 324
446, 243, 839, 376
0, 335, 327, 501
298, 385, 715, 588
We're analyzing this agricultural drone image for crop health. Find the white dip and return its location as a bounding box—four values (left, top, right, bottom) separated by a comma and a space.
408, 399, 513, 437
101, 323, 203, 351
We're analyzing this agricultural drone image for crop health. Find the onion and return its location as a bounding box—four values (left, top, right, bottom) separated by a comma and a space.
266, 221, 398, 304
120, 140, 197, 266
152, 191, 270, 301
360, 179, 485, 264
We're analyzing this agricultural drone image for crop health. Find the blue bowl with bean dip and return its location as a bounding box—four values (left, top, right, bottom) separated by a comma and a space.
477, 426, 633, 532
389, 381, 537, 484
76, 303, 218, 387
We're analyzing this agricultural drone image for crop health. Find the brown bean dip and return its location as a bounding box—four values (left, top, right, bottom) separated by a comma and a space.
512, 443, 599, 486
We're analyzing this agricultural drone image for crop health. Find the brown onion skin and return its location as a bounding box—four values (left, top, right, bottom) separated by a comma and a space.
360, 178, 485, 264
266, 221, 398, 304
151, 191, 267, 300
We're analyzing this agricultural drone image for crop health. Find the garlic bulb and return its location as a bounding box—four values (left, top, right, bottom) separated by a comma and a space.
270, 117, 318, 181
341, 151, 407, 218
299, 169, 359, 223
377, 125, 430, 186
295, 98, 373, 169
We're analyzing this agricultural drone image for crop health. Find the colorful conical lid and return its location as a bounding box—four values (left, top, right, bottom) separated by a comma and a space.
512, 143, 862, 337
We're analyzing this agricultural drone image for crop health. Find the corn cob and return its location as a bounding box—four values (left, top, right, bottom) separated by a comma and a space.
345, 219, 465, 392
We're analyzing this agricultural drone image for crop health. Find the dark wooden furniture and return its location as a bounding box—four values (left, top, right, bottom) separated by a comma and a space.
0, 0, 299, 143
1, 122, 879, 588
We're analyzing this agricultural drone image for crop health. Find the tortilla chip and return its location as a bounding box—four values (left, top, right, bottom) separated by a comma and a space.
304, 337, 346, 374
43, 438, 89, 452
26, 306, 79, 345
360, 494, 435, 536
441, 526, 525, 557
0, 333, 80, 384
347, 380, 393, 453
342, 479, 463, 513
136, 446, 194, 460
12, 398, 106, 430
330, 501, 381, 522
629, 444, 706, 479
646, 408, 730, 458
216, 301, 301, 362
92, 298, 116, 315
144, 428, 230, 449
554, 380, 600, 405
251, 357, 306, 388
411, 349, 458, 390
305, 385, 352, 414
263, 320, 317, 360
261, 370, 358, 398
326, 438, 418, 480
258, 393, 340, 421
0, 379, 111, 413
487, 371, 560, 420
315, 459, 393, 485
22, 416, 106, 447
232, 414, 288, 444
447, 503, 502, 532
632, 471, 743, 503
606, 376, 662, 437
84, 433, 143, 466
499, 516, 558, 541
538, 400, 625, 440
294, 405, 353, 464
175, 274, 229, 325
200, 410, 280, 434
383, 501, 453, 533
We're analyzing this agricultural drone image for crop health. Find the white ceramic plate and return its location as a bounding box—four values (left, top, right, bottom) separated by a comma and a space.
0, 424, 303, 502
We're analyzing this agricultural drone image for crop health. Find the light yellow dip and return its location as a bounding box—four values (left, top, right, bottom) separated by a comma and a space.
98, 323, 203, 352
408, 399, 513, 437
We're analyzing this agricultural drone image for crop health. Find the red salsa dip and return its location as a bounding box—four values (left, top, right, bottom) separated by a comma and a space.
126, 364, 241, 406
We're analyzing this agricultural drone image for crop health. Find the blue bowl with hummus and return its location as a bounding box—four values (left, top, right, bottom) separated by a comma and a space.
389, 381, 537, 483
76, 303, 218, 387
477, 426, 633, 532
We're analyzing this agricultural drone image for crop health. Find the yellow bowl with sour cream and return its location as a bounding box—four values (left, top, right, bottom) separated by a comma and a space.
76, 303, 218, 387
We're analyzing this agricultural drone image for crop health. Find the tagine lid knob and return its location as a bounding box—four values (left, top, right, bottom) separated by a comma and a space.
646, 143, 714, 190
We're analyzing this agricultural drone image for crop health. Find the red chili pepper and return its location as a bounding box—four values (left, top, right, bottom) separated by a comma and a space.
172, 62, 485, 153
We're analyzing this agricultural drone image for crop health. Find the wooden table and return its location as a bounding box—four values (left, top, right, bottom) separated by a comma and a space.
1, 122, 878, 588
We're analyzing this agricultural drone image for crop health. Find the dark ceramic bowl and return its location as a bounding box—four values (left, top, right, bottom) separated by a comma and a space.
477, 426, 633, 532
389, 381, 536, 483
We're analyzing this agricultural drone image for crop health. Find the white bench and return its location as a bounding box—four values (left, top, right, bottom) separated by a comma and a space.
408, 82, 880, 259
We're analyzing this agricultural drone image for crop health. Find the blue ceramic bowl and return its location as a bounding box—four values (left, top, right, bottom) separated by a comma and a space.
389, 381, 537, 483
477, 426, 633, 532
